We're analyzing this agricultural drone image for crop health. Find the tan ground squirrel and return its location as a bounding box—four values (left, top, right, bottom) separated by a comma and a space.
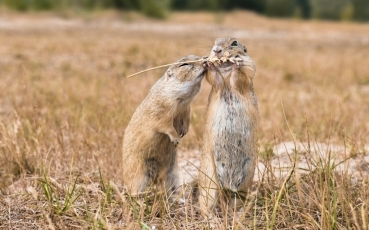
122, 55, 206, 195
198, 38, 258, 212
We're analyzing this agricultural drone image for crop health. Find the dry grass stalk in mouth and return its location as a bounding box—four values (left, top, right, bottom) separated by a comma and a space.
126, 57, 245, 78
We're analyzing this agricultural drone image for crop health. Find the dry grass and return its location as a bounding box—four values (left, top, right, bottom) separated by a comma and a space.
0, 10, 369, 229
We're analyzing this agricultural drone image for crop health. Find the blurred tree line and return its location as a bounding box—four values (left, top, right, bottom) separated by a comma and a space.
1, 0, 369, 21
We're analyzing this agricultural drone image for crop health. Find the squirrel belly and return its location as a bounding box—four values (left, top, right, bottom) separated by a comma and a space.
209, 88, 257, 192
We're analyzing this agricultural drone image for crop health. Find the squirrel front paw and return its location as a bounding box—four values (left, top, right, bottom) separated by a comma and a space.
179, 120, 189, 138
170, 137, 181, 148
163, 127, 181, 147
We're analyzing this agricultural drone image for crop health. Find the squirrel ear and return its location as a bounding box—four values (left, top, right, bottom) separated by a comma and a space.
165, 71, 172, 81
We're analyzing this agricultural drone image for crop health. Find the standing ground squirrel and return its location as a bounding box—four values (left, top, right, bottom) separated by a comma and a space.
198, 38, 258, 212
122, 55, 206, 195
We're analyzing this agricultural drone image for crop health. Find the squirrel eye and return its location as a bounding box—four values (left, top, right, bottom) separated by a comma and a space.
179, 63, 189, 67
231, 41, 238, 46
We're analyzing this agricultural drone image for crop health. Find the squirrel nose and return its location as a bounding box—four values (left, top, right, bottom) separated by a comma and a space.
213, 46, 222, 53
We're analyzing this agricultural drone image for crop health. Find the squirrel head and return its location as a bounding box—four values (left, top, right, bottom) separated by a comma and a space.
165, 55, 206, 83
206, 38, 256, 92
211, 38, 256, 77
210, 38, 248, 59
162, 55, 206, 101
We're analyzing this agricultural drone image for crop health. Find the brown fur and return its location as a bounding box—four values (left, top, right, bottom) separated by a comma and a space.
198, 38, 258, 213
122, 55, 206, 195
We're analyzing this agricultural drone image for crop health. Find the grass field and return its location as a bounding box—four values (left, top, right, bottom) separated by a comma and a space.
0, 10, 369, 229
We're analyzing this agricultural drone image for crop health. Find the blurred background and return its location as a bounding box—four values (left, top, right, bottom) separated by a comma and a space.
1, 0, 369, 21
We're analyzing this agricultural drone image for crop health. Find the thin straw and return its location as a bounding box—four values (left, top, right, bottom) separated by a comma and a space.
126, 59, 204, 78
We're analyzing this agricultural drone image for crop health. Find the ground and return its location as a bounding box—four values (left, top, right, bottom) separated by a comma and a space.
0, 10, 369, 229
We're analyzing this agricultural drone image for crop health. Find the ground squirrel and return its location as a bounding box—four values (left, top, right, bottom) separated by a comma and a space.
122, 55, 206, 195
198, 38, 258, 212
